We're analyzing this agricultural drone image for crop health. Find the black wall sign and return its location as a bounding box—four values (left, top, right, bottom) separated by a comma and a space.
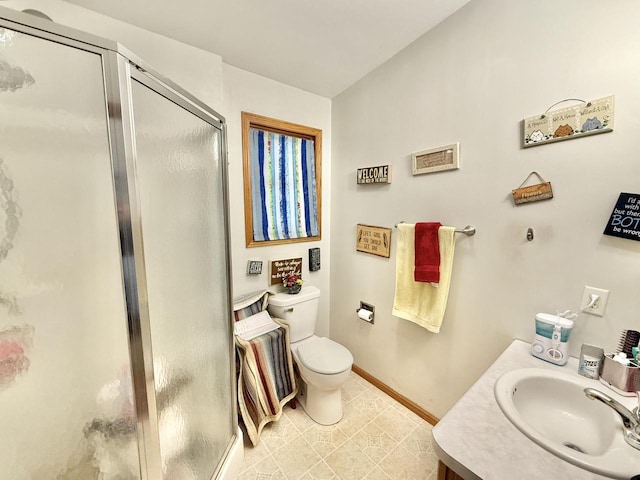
309, 247, 321, 271
603, 192, 640, 241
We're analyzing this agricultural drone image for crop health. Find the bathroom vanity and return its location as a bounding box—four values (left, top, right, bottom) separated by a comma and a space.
432, 339, 640, 479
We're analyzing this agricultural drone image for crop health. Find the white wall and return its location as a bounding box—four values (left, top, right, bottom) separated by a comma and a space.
222, 64, 332, 336
331, 0, 640, 418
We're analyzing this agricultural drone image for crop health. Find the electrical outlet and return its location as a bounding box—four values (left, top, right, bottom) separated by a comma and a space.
580, 286, 610, 317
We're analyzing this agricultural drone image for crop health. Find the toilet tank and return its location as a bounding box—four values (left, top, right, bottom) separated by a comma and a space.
267, 285, 320, 343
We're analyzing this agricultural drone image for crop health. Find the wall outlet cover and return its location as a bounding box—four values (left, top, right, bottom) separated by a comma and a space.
581, 286, 610, 317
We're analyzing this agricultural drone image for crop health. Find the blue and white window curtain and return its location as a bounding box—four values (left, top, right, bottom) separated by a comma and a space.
250, 128, 319, 242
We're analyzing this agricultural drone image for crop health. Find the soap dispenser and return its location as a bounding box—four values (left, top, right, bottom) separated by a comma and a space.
531, 313, 574, 365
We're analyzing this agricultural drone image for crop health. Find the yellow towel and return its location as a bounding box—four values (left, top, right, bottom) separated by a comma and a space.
392, 223, 456, 333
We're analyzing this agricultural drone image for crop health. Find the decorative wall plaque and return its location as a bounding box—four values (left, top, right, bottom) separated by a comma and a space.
512, 171, 553, 205
356, 224, 392, 258
603, 193, 640, 242
246, 260, 263, 275
523, 95, 614, 148
270, 257, 302, 285
356, 165, 392, 184
309, 247, 321, 271
411, 143, 459, 175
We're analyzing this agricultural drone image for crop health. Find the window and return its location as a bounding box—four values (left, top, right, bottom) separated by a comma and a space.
242, 112, 322, 247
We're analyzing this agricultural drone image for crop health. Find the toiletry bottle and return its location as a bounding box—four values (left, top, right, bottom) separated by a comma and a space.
578, 344, 604, 380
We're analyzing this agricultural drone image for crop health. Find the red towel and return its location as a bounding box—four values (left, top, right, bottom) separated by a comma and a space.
414, 222, 441, 283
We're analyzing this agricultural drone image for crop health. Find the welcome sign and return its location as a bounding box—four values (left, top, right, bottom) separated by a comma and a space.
603, 193, 640, 242
356, 165, 392, 184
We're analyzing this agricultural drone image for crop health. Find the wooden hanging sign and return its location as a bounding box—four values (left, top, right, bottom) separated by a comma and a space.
512, 172, 553, 205
523, 95, 614, 148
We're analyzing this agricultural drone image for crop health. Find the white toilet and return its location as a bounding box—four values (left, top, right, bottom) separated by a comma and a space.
268, 285, 353, 425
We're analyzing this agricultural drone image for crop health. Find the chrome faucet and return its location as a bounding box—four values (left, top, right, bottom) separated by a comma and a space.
584, 387, 640, 450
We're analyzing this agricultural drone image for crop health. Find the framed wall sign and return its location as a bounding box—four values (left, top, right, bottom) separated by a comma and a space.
411, 143, 460, 175
356, 224, 392, 258
603, 193, 640, 242
356, 165, 392, 184
309, 247, 321, 271
270, 257, 303, 285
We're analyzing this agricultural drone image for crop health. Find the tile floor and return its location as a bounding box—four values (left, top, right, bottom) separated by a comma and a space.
238, 371, 439, 480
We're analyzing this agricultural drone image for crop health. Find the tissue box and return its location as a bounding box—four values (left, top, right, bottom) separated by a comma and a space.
600, 353, 640, 396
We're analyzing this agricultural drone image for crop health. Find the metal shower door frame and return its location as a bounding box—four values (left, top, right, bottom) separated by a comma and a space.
0, 7, 237, 480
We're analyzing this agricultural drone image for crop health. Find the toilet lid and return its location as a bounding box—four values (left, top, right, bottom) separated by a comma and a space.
297, 337, 353, 375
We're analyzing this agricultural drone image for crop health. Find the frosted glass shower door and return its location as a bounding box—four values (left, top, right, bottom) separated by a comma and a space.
0, 28, 140, 479
129, 76, 234, 479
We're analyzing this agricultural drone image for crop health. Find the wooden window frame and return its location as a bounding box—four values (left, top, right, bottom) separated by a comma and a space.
242, 112, 322, 247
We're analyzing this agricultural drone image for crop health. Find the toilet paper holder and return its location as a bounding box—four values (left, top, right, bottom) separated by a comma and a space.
356, 301, 375, 324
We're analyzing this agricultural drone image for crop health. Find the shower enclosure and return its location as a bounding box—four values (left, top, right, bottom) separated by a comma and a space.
0, 7, 238, 480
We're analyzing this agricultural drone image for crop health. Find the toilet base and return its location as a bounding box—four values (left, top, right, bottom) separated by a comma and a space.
296, 378, 344, 425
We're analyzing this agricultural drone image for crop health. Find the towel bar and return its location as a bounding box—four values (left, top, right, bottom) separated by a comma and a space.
394, 222, 476, 236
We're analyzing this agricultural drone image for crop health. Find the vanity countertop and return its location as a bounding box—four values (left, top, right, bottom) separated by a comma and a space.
431, 339, 638, 480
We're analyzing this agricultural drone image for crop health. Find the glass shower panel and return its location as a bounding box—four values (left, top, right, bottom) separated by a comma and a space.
130, 79, 233, 479
0, 29, 140, 479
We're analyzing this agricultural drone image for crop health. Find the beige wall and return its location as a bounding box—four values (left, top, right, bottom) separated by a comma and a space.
330, 0, 640, 418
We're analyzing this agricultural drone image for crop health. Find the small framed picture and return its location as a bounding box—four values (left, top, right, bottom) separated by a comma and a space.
411, 142, 460, 175
356, 224, 392, 258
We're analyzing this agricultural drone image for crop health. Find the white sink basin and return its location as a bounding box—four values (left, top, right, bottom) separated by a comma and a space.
494, 368, 640, 479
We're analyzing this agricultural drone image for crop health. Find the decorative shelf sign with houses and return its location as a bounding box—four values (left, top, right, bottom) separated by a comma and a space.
523, 95, 614, 148
603, 193, 640, 242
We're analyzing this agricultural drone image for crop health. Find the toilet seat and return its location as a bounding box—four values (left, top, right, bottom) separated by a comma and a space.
296, 337, 353, 375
